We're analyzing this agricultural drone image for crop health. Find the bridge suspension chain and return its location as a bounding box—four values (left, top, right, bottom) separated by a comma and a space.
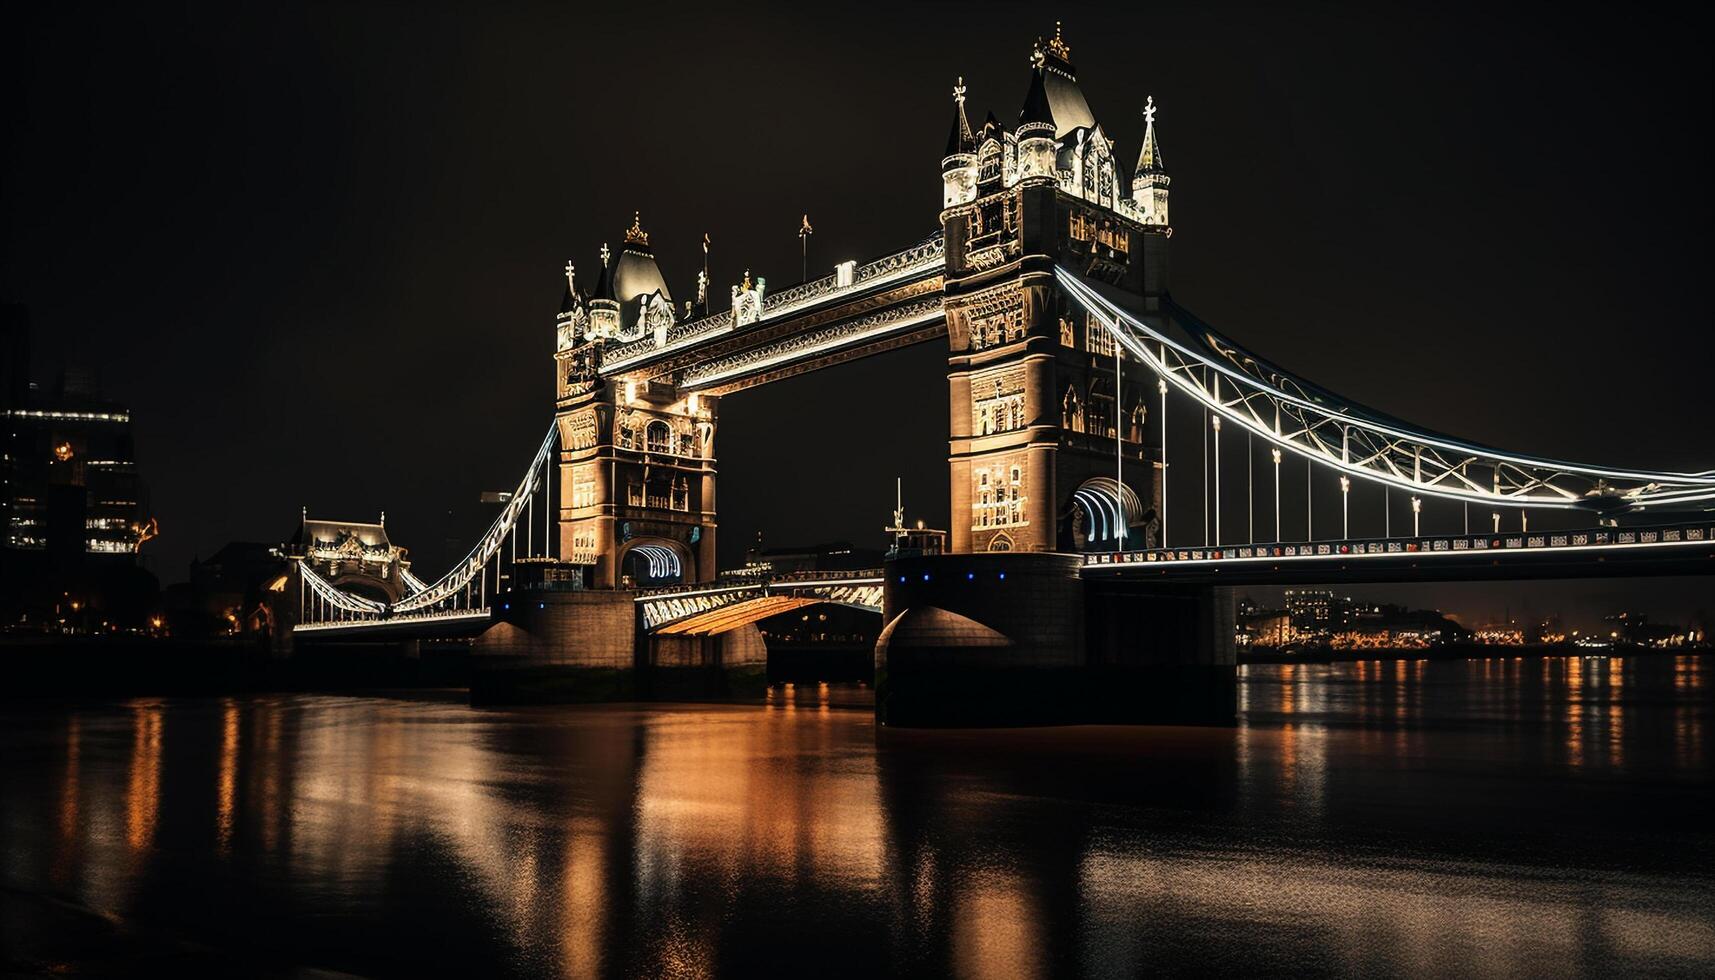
1057, 267, 1715, 518
391, 423, 559, 615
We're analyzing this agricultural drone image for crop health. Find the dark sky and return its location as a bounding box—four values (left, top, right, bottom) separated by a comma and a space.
6, 2, 1711, 628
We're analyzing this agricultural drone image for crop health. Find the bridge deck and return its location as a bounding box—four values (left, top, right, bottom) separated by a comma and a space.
1084, 523, 1715, 585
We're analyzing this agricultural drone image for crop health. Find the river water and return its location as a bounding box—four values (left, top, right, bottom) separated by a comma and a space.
2, 656, 1711, 977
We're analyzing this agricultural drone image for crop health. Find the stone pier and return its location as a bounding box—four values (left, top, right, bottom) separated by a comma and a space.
875, 553, 1235, 726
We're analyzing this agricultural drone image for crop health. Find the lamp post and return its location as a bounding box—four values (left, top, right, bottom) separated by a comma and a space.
1411, 496, 1421, 536
1271, 448, 1282, 543
1212, 416, 1222, 546
1340, 475, 1351, 539
1158, 378, 1168, 548
1492, 511, 1501, 534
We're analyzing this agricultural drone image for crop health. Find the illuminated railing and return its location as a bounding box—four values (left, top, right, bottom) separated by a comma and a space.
1057, 267, 1715, 513
1084, 522, 1715, 570
391, 424, 557, 613
599, 234, 944, 376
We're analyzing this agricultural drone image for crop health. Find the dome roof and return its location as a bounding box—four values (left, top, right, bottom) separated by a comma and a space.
610, 213, 672, 332
611, 245, 672, 308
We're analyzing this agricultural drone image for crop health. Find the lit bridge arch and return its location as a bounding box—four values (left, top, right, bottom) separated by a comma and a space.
637, 572, 885, 636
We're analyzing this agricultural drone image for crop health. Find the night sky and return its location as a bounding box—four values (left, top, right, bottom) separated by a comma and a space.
6, 2, 1711, 628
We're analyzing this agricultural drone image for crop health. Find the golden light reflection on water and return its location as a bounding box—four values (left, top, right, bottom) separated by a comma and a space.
7, 660, 1711, 977
217, 699, 238, 856
1566, 658, 1586, 769
124, 699, 162, 855
1078, 844, 1715, 976
559, 817, 606, 980
634, 708, 885, 902
952, 869, 1044, 980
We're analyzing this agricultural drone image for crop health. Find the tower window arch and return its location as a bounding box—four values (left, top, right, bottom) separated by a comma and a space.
645, 420, 673, 455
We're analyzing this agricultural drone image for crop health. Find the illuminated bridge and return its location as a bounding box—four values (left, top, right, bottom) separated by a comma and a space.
277, 25, 1712, 722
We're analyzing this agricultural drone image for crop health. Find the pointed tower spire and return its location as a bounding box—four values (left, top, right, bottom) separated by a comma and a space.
941, 78, 979, 208
1135, 96, 1165, 174
559, 260, 580, 314
1016, 60, 1057, 182
1018, 64, 1054, 132
1131, 96, 1172, 227
945, 76, 975, 158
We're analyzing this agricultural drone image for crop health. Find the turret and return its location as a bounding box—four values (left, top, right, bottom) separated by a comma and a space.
941, 78, 977, 208
1132, 95, 1171, 228
585, 242, 620, 343
1015, 61, 1056, 182
556, 260, 588, 352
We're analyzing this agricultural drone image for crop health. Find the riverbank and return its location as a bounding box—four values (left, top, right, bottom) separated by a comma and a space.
1239, 641, 1708, 664
0, 636, 469, 699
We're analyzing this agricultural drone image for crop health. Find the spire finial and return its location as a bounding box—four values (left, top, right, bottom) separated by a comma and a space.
600, 242, 611, 267
624, 211, 649, 246
1029, 39, 1045, 70
1046, 20, 1070, 60
563, 260, 576, 291
1144, 95, 1157, 126
953, 76, 966, 106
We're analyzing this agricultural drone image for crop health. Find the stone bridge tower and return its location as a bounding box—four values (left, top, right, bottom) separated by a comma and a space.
940, 26, 1170, 555
554, 215, 718, 589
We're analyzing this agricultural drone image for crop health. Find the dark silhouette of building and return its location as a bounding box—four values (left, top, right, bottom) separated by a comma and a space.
1, 310, 159, 632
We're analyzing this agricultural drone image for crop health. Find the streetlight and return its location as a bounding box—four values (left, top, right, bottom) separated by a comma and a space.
1211, 416, 1222, 545
1411, 496, 1421, 536
1271, 448, 1282, 543
1492, 511, 1501, 534
1158, 378, 1168, 548
1340, 476, 1351, 539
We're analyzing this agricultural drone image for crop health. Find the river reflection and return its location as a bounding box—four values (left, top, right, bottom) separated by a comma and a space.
2, 656, 1712, 977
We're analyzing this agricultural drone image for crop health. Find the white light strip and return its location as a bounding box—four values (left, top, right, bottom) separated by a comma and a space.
765, 577, 885, 590
295, 610, 491, 633
1057, 268, 1715, 491
682, 307, 943, 390
1086, 535, 1715, 571
599, 247, 943, 376
392, 423, 556, 613
634, 584, 757, 603
4, 409, 131, 422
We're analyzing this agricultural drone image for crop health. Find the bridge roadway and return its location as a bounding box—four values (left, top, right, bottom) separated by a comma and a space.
298, 521, 1714, 643
1083, 520, 1715, 585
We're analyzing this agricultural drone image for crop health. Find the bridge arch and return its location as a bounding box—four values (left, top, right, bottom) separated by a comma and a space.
1066, 476, 1154, 552
617, 536, 695, 588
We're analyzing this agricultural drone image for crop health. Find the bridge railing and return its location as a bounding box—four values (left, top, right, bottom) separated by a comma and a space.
1085, 521, 1714, 570
599, 234, 944, 376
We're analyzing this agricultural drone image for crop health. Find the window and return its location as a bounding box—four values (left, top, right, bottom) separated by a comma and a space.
1085, 314, 1115, 357
572, 470, 597, 509
971, 463, 1026, 530
976, 392, 1024, 435
572, 527, 599, 565
645, 420, 672, 454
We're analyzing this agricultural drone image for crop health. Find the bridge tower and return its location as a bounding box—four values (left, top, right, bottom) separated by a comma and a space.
941, 26, 1170, 556
554, 215, 718, 589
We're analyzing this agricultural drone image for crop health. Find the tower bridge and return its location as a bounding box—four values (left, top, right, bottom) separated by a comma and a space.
277, 25, 1714, 723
